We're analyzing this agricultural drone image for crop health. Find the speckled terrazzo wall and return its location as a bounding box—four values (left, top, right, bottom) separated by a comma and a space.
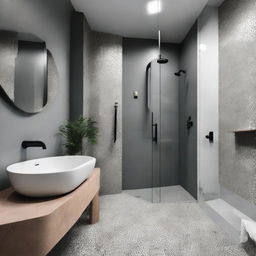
84, 29, 122, 195
219, 0, 256, 204
70, 13, 122, 195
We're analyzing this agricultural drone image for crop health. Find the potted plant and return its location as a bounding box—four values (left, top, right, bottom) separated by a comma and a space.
59, 116, 98, 155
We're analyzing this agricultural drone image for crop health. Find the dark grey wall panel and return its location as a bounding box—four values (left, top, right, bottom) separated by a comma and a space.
70, 12, 84, 120
123, 38, 180, 190
0, 0, 73, 189
179, 23, 198, 199
219, 0, 256, 204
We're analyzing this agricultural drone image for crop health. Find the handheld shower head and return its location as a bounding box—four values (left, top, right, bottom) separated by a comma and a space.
174, 69, 186, 76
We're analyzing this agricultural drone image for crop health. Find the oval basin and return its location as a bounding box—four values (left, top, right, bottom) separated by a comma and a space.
6, 156, 96, 197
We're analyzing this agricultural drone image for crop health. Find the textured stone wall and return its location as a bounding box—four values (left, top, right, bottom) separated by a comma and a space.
219, 0, 256, 203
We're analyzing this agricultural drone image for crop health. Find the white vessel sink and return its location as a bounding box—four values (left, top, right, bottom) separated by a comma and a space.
6, 156, 96, 197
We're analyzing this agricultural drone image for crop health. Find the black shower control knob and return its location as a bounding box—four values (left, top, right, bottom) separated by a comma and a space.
186, 116, 193, 129
205, 131, 214, 143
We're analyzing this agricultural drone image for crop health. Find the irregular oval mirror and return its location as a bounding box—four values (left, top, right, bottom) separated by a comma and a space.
0, 30, 57, 114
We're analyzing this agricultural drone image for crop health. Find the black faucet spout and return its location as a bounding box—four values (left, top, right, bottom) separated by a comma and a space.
22, 141, 47, 150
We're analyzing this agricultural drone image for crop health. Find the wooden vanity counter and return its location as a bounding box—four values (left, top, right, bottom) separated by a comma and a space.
0, 168, 100, 256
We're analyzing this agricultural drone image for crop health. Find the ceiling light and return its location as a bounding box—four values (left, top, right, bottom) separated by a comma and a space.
147, 1, 161, 15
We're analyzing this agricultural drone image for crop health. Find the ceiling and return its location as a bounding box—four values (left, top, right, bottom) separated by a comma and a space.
71, 0, 222, 43
207, 0, 225, 6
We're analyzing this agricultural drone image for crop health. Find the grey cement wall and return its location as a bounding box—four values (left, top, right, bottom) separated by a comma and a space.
122, 38, 180, 189
179, 23, 198, 199
219, 0, 256, 204
0, 0, 73, 189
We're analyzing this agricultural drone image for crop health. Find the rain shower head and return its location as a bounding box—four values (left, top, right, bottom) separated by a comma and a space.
174, 70, 186, 76
157, 30, 168, 64
157, 56, 168, 64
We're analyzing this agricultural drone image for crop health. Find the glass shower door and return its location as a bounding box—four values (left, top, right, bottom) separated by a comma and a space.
149, 59, 161, 203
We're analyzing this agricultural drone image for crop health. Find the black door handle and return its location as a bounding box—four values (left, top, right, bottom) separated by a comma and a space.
151, 112, 158, 144
152, 123, 158, 144
114, 102, 118, 143
205, 131, 214, 143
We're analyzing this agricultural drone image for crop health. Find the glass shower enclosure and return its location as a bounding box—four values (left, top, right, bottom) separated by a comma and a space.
147, 55, 179, 203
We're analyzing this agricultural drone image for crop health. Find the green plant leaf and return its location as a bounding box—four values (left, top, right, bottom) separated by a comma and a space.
59, 116, 98, 155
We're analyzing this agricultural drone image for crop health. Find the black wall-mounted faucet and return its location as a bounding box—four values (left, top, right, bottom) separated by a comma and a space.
174, 69, 186, 77
22, 141, 47, 150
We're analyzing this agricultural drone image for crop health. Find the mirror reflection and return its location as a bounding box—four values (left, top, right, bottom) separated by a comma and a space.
0, 30, 53, 114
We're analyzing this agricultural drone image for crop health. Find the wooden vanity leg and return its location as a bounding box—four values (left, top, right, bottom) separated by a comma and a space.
90, 192, 99, 224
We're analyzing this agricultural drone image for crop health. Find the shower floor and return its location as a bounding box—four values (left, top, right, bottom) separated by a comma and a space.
123, 185, 195, 203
